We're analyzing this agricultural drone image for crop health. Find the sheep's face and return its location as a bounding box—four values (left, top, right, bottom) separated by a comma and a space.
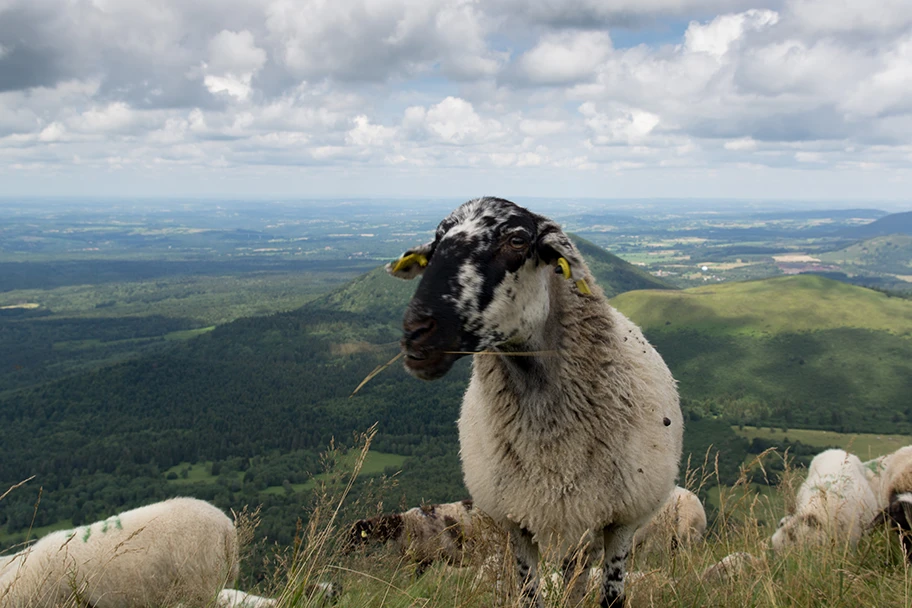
388, 197, 585, 380
770, 512, 825, 551
347, 515, 404, 550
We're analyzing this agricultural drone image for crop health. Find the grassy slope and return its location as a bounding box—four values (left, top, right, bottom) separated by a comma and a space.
732, 426, 911, 461
611, 274, 912, 336
818, 234, 912, 275
611, 275, 912, 433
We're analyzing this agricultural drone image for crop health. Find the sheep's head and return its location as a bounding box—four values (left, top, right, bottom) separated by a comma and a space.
770, 512, 825, 551
346, 514, 404, 550
388, 197, 588, 380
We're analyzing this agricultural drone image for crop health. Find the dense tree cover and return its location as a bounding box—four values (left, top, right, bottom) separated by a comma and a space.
4, 244, 907, 584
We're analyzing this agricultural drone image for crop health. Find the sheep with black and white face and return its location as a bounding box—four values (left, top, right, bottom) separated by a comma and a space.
388, 197, 683, 607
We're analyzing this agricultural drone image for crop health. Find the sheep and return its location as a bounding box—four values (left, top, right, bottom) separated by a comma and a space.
868, 446, 912, 559
218, 582, 340, 608
218, 589, 276, 608
771, 449, 879, 552
632, 486, 706, 554
387, 197, 683, 607
0, 497, 238, 607
699, 552, 763, 584
347, 499, 476, 577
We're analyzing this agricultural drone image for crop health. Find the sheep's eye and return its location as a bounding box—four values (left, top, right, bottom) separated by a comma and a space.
508, 236, 528, 250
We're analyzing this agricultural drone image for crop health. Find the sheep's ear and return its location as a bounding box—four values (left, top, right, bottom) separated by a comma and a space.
802, 513, 822, 528
536, 222, 591, 294
387, 241, 434, 279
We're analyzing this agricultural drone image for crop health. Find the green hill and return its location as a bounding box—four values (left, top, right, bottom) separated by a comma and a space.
611, 275, 912, 433
818, 234, 912, 276
611, 274, 912, 336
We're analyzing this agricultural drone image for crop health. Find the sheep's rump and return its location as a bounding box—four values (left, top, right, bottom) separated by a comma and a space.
0, 497, 238, 608
633, 486, 706, 553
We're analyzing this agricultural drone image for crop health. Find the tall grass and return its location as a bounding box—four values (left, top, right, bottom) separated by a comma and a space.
5, 437, 912, 607
265, 443, 912, 608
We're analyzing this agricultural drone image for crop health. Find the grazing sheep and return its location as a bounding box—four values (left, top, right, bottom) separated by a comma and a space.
218, 589, 276, 608
771, 449, 879, 552
632, 486, 706, 554
218, 582, 340, 608
347, 500, 475, 576
388, 197, 683, 606
0, 497, 238, 607
869, 446, 912, 559
700, 552, 763, 583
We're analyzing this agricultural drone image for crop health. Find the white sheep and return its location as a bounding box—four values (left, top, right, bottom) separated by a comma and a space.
0, 497, 238, 607
218, 582, 339, 608
218, 589, 276, 608
868, 446, 912, 559
347, 499, 476, 576
388, 197, 683, 606
632, 486, 706, 554
771, 449, 879, 552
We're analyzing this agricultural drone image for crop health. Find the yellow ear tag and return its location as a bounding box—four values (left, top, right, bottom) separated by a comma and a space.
361, 530, 368, 538
556, 257, 572, 279
556, 257, 591, 295
391, 252, 428, 273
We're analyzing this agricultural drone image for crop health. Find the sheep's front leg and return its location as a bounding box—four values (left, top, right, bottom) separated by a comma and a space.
601, 524, 634, 608
509, 525, 542, 608
561, 530, 603, 606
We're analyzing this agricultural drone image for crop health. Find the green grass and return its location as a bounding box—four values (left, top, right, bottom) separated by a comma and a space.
260, 452, 407, 496
162, 461, 243, 485
733, 426, 911, 461
163, 326, 216, 341
819, 234, 912, 274
162, 452, 407, 494
0, 519, 73, 545
612, 274, 912, 337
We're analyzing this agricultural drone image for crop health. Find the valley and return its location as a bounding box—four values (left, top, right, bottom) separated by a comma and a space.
2, 198, 911, 586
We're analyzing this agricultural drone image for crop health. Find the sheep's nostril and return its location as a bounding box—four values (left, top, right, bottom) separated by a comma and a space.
404, 318, 437, 345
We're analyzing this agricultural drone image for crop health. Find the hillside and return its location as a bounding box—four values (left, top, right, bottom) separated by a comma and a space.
818, 234, 912, 276
611, 274, 912, 336
612, 275, 912, 432
0, 238, 677, 568
842, 210, 912, 238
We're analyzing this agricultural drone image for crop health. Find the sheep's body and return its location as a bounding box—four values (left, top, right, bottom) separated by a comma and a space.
869, 446, 912, 559
460, 303, 681, 552
349, 500, 476, 576
218, 589, 276, 608
873, 446, 912, 507
700, 552, 763, 583
218, 583, 338, 608
390, 198, 683, 606
632, 486, 706, 553
0, 497, 238, 608
771, 449, 878, 551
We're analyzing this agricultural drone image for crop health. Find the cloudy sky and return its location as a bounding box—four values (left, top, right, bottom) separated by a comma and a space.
1, 0, 911, 201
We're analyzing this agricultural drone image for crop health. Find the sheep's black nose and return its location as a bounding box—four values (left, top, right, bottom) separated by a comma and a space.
403, 315, 437, 346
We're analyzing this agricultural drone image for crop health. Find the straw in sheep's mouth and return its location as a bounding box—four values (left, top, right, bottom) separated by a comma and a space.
349, 348, 557, 397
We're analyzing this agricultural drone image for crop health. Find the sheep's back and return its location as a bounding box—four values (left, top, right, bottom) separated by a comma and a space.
0, 497, 237, 607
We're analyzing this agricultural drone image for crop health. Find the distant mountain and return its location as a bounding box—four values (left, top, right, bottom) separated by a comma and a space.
314, 234, 674, 318
612, 275, 912, 433
841, 211, 912, 238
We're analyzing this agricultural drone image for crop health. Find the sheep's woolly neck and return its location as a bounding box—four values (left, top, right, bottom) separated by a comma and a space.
459, 260, 682, 551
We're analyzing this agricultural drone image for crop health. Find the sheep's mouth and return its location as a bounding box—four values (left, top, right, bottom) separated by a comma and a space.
402, 347, 460, 380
